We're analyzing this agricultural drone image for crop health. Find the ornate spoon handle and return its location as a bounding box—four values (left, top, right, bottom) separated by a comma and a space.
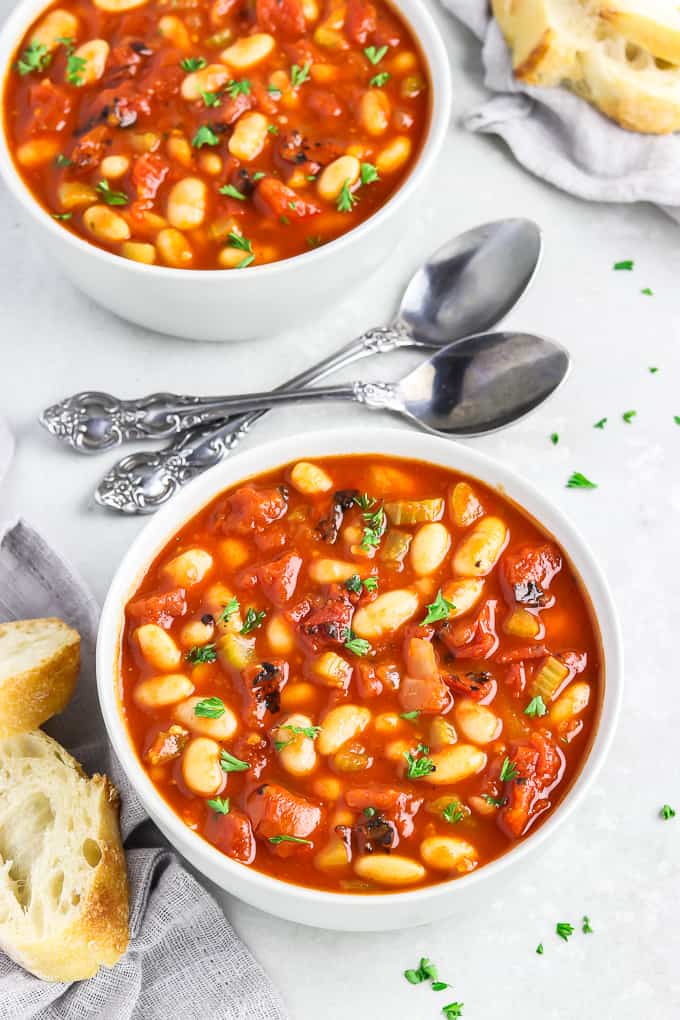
41, 323, 414, 454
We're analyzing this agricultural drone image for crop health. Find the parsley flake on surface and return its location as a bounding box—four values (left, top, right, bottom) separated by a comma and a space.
675, 416, 680, 426
219, 750, 249, 773
16, 42, 50, 76
337, 178, 358, 212
66, 53, 87, 85
344, 573, 377, 595
194, 696, 226, 719
268, 834, 312, 845
290, 61, 311, 87
641, 288, 653, 296
370, 71, 390, 87
432, 982, 449, 992
524, 695, 548, 718
399, 711, 420, 721
556, 922, 575, 942
344, 633, 371, 656
422, 589, 456, 625
499, 756, 519, 782
360, 162, 380, 185
276, 724, 321, 751
240, 607, 266, 634
200, 89, 222, 107
649, 366, 659, 373
52, 212, 72, 220
55, 154, 72, 168
594, 418, 608, 429
267, 123, 279, 134
567, 472, 598, 490
96, 179, 128, 206
192, 124, 220, 148
359, 504, 386, 551
405, 743, 436, 779
536, 943, 544, 955
220, 184, 246, 201
613, 259, 634, 271
482, 794, 507, 808
180, 56, 207, 71
442, 1003, 464, 1019
186, 643, 217, 664
550, 432, 559, 445
364, 44, 388, 64
219, 596, 240, 623
226, 78, 251, 97
661, 804, 676, 820
582, 916, 594, 934
207, 796, 230, 814
442, 801, 465, 824
622, 409, 637, 424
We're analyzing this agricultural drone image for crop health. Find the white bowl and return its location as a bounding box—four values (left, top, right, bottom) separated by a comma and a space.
0, 0, 451, 342
97, 427, 623, 931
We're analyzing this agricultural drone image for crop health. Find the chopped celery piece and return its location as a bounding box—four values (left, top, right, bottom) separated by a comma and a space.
218, 631, 256, 671
529, 655, 569, 701
379, 528, 412, 566
384, 498, 445, 526
205, 28, 233, 48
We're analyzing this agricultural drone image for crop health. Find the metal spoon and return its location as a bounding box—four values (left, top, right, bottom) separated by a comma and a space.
88, 218, 542, 513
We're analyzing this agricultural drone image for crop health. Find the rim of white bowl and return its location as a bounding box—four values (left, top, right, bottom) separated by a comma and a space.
97, 427, 624, 918
0, 0, 452, 280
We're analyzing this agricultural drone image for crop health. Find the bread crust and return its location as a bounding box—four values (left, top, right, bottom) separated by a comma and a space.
600, 4, 680, 67
0, 619, 80, 738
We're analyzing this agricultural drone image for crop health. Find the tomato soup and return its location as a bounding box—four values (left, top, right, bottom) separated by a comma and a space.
3, 0, 430, 269
119, 455, 602, 894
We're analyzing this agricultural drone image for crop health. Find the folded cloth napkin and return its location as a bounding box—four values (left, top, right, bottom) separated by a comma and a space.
0, 425, 288, 1020
442, 0, 680, 223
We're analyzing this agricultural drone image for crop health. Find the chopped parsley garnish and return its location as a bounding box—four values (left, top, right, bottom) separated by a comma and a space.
194, 696, 226, 719
219, 750, 249, 772
567, 472, 597, 490
550, 432, 559, 445
226, 229, 255, 267
364, 44, 388, 65
675, 416, 680, 426
622, 409, 637, 424
186, 643, 217, 664
363, 806, 376, 817
240, 607, 266, 634
220, 183, 247, 201
536, 943, 544, 955
442, 801, 465, 824
613, 259, 634, 271
66, 53, 87, 86
370, 71, 390, 87
432, 982, 449, 992
358, 503, 386, 551
17, 42, 50, 76
641, 287, 653, 296
57, 36, 75, 53
200, 89, 222, 107
482, 794, 507, 808
290, 61, 312, 87
225, 78, 251, 97
404, 957, 439, 984
360, 162, 380, 185
267, 84, 282, 96
192, 124, 220, 148
363, 576, 378, 592
661, 804, 676, 820
267, 123, 279, 134
594, 418, 608, 429
219, 596, 240, 623
344, 633, 371, 656
524, 695, 548, 718
268, 834, 312, 845
582, 916, 593, 934
52, 212, 72, 220
649, 366, 659, 373
400, 710, 420, 721
180, 56, 207, 71
337, 179, 358, 213
252, 171, 265, 181
275, 724, 321, 751
556, 922, 574, 942
55, 154, 72, 168
207, 796, 230, 814
344, 573, 378, 595
499, 756, 519, 782
421, 589, 456, 625
96, 179, 128, 206
404, 743, 436, 779
442, 1004, 464, 1019
354, 493, 376, 510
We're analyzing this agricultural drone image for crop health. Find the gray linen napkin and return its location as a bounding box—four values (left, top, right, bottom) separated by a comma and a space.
0, 428, 288, 1020
443, 0, 680, 222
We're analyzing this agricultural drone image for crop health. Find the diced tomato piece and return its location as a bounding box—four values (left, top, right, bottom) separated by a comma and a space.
247, 782, 323, 855
298, 585, 354, 652
27, 81, 72, 134
215, 91, 254, 125
254, 177, 321, 219
257, 551, 302, 606
504, 661, 527, 698
253, 524, 288, 554
144, 724, 189, 765
496, 644, 549, 665
399, 638, 451, 714
103, 40, 148, 88
373, 17, 400, 47
344, 785, 422, 838
499, 731, 564, 838
127, 587, 187, 627
438, 600, 499, 660
70, 125, 112, 174
286, 598, 312, 625
356, 662, 383, 698
502, 543, 563, 593
205, 808, 256, 864
240, 659, 289, 726
256, 0, 305, 37
443, 670, 496, 702
132, 152, 169, 201
223, 485, 289, 533
560, 650, 587, 675
346, 0, 377, 44
305, 89, 344, 119
210, 0, 247, 26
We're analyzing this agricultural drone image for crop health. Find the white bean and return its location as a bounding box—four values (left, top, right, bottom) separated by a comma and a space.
317, 704, 371, 755
179, 619, 215, 650
32, 9, 79, 51
550, 681, 590, 725
265, 614, 296, 655
83, 205, 131, 243
290, 461, 333, 495
228, 112, 269, 162
71, 39, 109, 85
221, 33, 275, 70
410, 522, 451, 576
376, 136, 412, 174
134, 673, 194, 709
181, 63, 230, 102
420, 836, 478, 873
454, 699, 501, 745
423, 744, 487, 785
134, 624, 181, 672
441, 578, 485, 617
167, 177, 207, 231
181, 737, 223, 797
162, 547, 213, 587
308, 559, 369, 584
100, 154, 130, 179
317, 155, 360, 202
358, 89, 391, 135
17, 138, 60, 168
354, 854, 426, 886
452, 516, 508, 577
274, 712, 318, 777
93, 0, 150, 12
352, 589, 419, 640
174, 695, 238, 740
121, 241, 156, 265
157, 228, 193, 268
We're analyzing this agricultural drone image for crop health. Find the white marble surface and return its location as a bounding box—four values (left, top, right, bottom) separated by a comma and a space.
2, 2, 680, 1016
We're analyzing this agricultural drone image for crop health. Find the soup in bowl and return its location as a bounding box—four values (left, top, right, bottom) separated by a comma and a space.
98, 429, 622, 929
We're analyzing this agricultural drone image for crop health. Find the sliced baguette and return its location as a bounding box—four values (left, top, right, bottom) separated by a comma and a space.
0, 619, 80, 738
492, 0, 680, 133
600, 0, 680, 66
0, 729, 128, 981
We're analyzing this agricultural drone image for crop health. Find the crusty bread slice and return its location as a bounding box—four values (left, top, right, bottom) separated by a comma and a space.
0, 619, 80, 738
492, 0, 680, 133
0, 730, 128, 982
600, 0, 680, 66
